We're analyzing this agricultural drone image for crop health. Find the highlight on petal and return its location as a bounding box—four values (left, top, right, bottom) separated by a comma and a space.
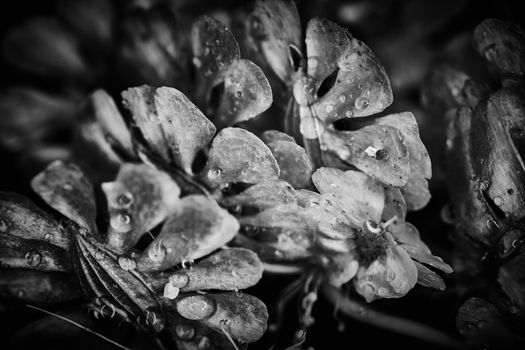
158, 248, 263, 294
248, 0, 302, 83
2, 18, 87, 78
175, 292, 268, 343
137, 195, 239, 271
321, 125, 411, 186
260, 129, 296, 144
220, 180, 297, 212
312, 167, 385, 225
215, 59, 273, 127
265, 139, 313, 189
122, 85, 216, 173
31, 161, 97, 235
354, 234, 417, 302
102, 163, 181, 254
201, 127, 279, 188
0, 192, 71, 249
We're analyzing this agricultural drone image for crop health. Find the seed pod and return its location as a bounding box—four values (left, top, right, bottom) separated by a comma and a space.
0, 270, 81, 303
175, 292, 268, 343
0, 235, 71, 272
0, 192, 71, 249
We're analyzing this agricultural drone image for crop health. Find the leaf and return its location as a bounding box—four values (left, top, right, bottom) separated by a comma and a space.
0, 192, 71, 249
220, 179, 297, 212
200, 127, 279, 188
122, 85, 216, 173
312, 167, 385, 225
306, 20, 393, 123
248, 0, 302, 83
320, 125, 411, 186
31, 161, 97, 235
266, 139, 313, 189
354, 234, 417, 302
414, 261, 445, 290
137, 195, 239, 271
215, 59, 273, 127
158, 248, 263, 295
175, 292, 268, 343
102, 163, 181, 254
0, 234, 71, 272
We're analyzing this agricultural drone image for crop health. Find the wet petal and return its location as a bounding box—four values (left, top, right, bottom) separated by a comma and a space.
326, 254, 359, 287
321, 125, 411, 186
382, 186, 407, 221
2, 18, 87, 78
354, 234, 417, 302
266, 140, 313, 188
473, 19, 525, 84
31, 161, 97, 235
0, 192, 71, 249
220, 180, 296, 212
215, 59, 272, 127
239, 204, 315, 259
157, 248, 263, 294
414, 261, 445, 290
102, 163, 181, 254
137, 195, 239, 271
260, 129, 296, 144
312, 167, 385, 225
201, 127, 279, 188
309, 28, 393, 123
247, 0, 302, 83
192, 16, 239, 102
176, 292, 268, 343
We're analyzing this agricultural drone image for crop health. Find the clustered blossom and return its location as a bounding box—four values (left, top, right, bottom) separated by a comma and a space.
0, 0, 458, 348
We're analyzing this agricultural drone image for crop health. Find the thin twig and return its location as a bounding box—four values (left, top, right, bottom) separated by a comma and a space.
321, 284, 465, 349
26, 304, 131, 350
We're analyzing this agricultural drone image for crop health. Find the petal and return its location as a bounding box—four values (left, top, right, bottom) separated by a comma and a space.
31, 161, 97, 235
156, 248, 263, 294
326, 254, 359, 287
473, 19, 525, 83
200, 127, 279, 188
220, 179, 297, 212
239, 204, 315, 259
247, 0, 302, 83
308, 26, 393, 123
266, 140, 313, 189
498, 244, 525, 311
215, 59, 273, 127
400, 175, 431, 211
261, 129, 296, 144
354, 235, 417, 302
382, 186, 407, 221
2, 18, 87, 78
102, 163, 181, 254
320, 125, 411, 186
137, 195, 239, 271
0, 192, 71, 249
192, 15, 240, 102
175, 292, 268, 343
122, 86, 216, 173
312, 167, 385, 225
414, 261, 445, 291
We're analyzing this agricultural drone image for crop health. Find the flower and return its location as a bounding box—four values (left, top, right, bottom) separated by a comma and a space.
0, 160, 268, 348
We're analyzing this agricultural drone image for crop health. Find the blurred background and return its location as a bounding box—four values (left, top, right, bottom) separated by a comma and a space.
0, 0, 523, 349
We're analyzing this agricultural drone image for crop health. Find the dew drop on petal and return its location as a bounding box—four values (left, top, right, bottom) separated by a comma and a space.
355, 96, 369, 110
192, 57, 202, 68
25, 251, 42, 267
116, 192, 134, 208
175, 323, 195, 340
235, 90, 243, 98
44, 233, 54, 242
385, 269, 396, 282
338, 94, 347, 103
325, 104, 334, 113
198, 336, 211, 349
208, 167, 222, 178
0, 219, 7, 232
163, 281, 180, 300
307, 57, 318, 69
377, 287, 389, 297
345, 110, 353, 118
78, 227, 88, 236
110, 212, 132, 232
63, 183, 73, 191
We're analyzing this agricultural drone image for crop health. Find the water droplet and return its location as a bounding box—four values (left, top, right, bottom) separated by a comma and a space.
175, 323, 195, 340
493, 196, 502, 206
0, 219, 7, 232
44, 233, 54, 242
25, 251, 42, 267
345, 110, 353, 118
307, 57, 318, 69
484, 44, 497, 61
118, 256, 136, 271
377, 287, 389, 297
192, 57, 202, 68
110, 212, 132, 232
385, 269, 396, 282
116, 192, 134, 208
209, 167, 222, 178
163, 281, 180, 300
325, 104, 334, 113
63, 183, 73, 191
355, 96, 369, 110
235, 90, 243, 98
338, 94, 347, 103
78, 227, 88, 235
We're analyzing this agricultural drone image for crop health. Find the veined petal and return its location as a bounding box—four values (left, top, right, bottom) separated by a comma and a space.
266, 140, 313, 189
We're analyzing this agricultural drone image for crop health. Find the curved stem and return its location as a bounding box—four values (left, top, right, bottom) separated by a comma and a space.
321, 284, 464, 349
